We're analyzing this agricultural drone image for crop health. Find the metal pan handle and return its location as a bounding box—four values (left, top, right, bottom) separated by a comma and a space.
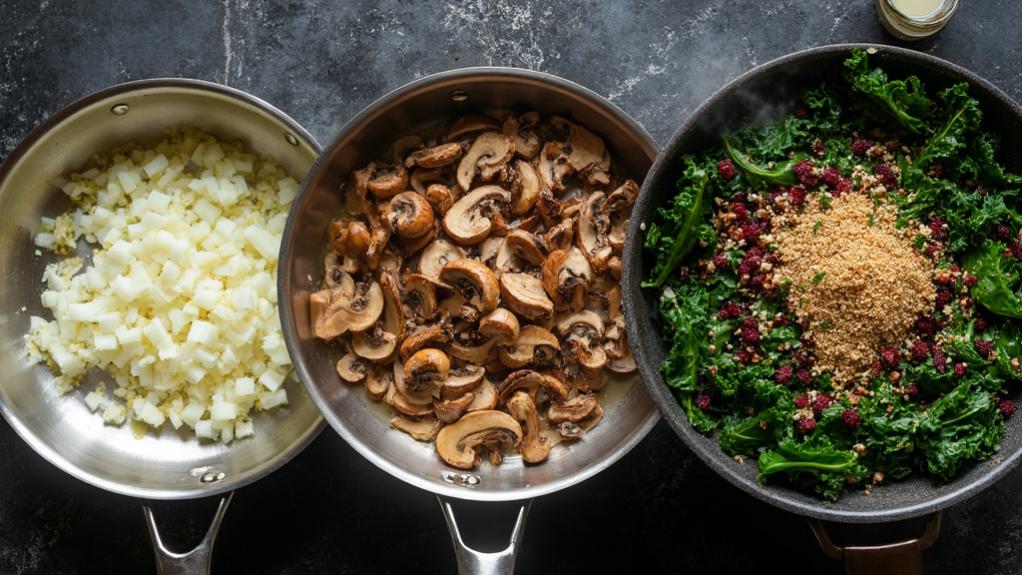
141, 492, 234, 575
809, 512, 941, 575
438, 496, 532, 575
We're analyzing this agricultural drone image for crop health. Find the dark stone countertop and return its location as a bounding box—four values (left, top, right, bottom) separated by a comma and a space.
2, 1, 1022, 573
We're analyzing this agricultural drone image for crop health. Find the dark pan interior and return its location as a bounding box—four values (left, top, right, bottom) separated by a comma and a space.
622, 44, 1022, 523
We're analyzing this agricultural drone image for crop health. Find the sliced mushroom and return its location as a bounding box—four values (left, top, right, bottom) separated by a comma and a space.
556, 403, 604, 439
478, 236, 504, 268
499, 325, 560, 369
435, 410, 522, 470
401, 221, 437, 256
418, 239, 467, 279
410, 167, 445, 195
385, 380, 435, 416
449, 339, 497, 365
542, 247, 593, 311
502, 112, 541, 160
445, 114, 502, 142
351, 328, 398, 362
499, 273, 554, 321
550, 117, 611, 186
330, 219, 373, 259
543, 217, 575, 252
604, 315, 636, 374
439, 258, 500, 315
366, 162, 409, 199
403, 348, 450, 396
466, 380, 498, 411
400, 322, 453, 361
548, 394, 599, 423
538, 141, 572, 194
556, 310, 606, 370
563, 359, 606, 392
336, 353, 368, 383
510, 160, 541, 216
385, 192, 435, 238
441, 365, 486, 399
434, 392, 476, 423
479, 308, 520, 344
577, 192, 613, 271
497, 369, 569, 405
310, 281, 385, 340
366, 367, 392, 401
392, 135, 423, 164
322, 255, 355, 291
495, 230, 546, 274
507, 391, 550, 463
424, 183, 455, 215
606, 179, 639, 214
402, 273, 441, 320
456, 132, 514, 191
391, 414, 443, 441
406, 142, 464, 169
443, 185, 511, 245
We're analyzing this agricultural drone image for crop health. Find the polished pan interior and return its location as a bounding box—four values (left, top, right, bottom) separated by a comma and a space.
280, 68, 660, 501
624, 44, 1022, 522
0, 80, 324, 499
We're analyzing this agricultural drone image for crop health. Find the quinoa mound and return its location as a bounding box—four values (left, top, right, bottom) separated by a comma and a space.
775, 191, 935, 383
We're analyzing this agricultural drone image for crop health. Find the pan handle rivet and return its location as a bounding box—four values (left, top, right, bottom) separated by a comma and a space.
285, 132, 299, 146
450, 90, 469, 103
110, 104, 129, 116
199, 470, 226, 483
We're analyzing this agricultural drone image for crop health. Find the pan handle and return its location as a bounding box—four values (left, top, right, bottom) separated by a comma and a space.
438, 496, 532, 575
141, 492, 234, 575
809, 512, 941, 575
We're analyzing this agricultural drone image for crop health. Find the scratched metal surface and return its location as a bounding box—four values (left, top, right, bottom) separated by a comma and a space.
2, 1, 1022, 573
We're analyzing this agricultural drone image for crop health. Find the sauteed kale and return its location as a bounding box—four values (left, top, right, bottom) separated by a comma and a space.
644, 50, 1022, 500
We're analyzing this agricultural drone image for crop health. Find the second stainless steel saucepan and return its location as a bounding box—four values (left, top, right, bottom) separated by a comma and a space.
279, 67, 660, 574
0, 79, 325, 574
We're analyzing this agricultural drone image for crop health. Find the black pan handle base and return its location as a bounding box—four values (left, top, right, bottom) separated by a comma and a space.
809, 512, 941, 575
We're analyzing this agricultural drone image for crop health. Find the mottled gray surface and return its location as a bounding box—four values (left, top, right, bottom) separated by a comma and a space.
2, 0, 1021, 573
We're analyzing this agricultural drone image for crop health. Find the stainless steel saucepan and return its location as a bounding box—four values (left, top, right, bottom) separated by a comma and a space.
278, 68, 660, 574
0, 79, 325, 574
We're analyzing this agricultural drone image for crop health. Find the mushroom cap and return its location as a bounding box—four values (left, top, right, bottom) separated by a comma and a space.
456, 131, 515, 191
310, 281, 385, 340
434, 392, 476, 423
538, 141, 571, 194
479, 308, 520, 344
435, 410, 523, 470
547, 394, 599, 423
449, 338, 497, 365
555, 310, 606, 340
336, 353, 368, 383
497, 369, 569, 405
441, 365, 486, 399
351, 328, 399, 362
402, 273, 441, 321
445, 114, 502, 142
406, 142, 464, 169
403, 348, 451, 397
385, 380, 436, 416
366, 162, 409, 199
502, 112, 541, 160
331, 220, 373, 259
507, 391, 550, 464
541, 247, 592, 311
510, 160, 541, 215
442, 185, 511, 245
410, 167, 445, 195
499, 273, 554, 321
386, 192, 435, 239
424, 183, 455, 215
418, 239, 467, 279
550, 117, 611, 185
391, 414, 443, 442
465, 380, 499, 411
366, 367, 392, 401
498, 325, 560, 369
496, 230, 546, 274
399, 321, 453, 361
439, 258, 500, 315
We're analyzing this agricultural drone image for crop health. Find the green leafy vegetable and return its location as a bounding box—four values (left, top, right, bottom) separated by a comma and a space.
722, 134, 798, 185
642, 160, 711, 288
963, 240, 1022, 318
843, 49, 930, 134
758, 438, 867, 501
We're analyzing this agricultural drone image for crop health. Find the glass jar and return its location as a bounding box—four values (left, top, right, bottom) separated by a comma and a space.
876, 0, 959, 41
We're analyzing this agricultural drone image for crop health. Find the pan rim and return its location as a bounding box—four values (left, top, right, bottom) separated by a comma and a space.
0, 78, 326, 500
623, 42, 1022, 523
279, 65, 661, 502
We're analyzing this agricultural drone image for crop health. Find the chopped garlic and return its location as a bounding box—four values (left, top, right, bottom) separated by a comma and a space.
25, 128, 296, 443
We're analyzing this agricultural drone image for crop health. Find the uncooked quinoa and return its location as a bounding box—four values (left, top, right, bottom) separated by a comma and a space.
775, 189, 935, 382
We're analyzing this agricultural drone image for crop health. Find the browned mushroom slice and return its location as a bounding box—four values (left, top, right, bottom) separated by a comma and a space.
538, 141, 571, 194
406, 142, 464, 169
392, 135, 423, 164
541, 247, 593, 311
563, 358, 606, 392
435, 410, 523, 470
351, 328, 398, 362
410, 167, 445, 195
543, 216, 575, 252
418, 239, 467, 279
507, 391, 550, 463
502, 112, 541, 160
434, 392, 476, 423
498, 325, 560, 369
466, 380, 498, 411
329, 219, 371, 260
309, 281, 384, 340
322, 256, 356, 291
402, 273, 441, 321
510, 160, 541, 216
366, 367, 392, 401
456, 132, 515, 191
499, 273, 553, 321
495, 229, 546, 274
385, 380, 435, 417
441, 365, 486, 399
603, 315, 637, 374
479, 308, 520, 344
336, 353, 368, 384
385, 192, 435, 239
445, 114, 502, 142
366, 162, 409, 199
547, 394, 599, 423
443, 185, 511, 245
478, 236, 504, 268
577, 191, 614, 271
401, 222, 438, 256
550, 117, 611, 186
424, 183, 455, 215
556, 310, 607, 371
403, 348, 450, 395
439, 258, 500, 315
399, 319, 453, 359
497, 369, 569, 405
607, 179, 639, 214
390, 414, 443, 441
449, 338, 497, 365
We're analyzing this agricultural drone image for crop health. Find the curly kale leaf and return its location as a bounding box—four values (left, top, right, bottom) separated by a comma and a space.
722, 134, 798, 186
658, 282, 717, 432
917, 379, 1004, 481
758, 437, 867, 501
913, 82, 983, 168
963, 240, 1022, 318
642, 158, 711, 288
843, 49, 930, 134
719, 410, 777, 455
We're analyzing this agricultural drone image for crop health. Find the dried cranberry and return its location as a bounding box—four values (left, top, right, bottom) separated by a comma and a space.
821, 166, 842, 187
974, 317, 989, 332
741, 318, 761, 344
906, 384, 920, 397
812, 395, 834, 415
834, 179, 853, 197
953, 362, 968, 377
999, 399, 1017, 417
851, 138, 871, 156
924, 243, 941, 257
874, 163, 898, 188
695, 393, 712, 411
718, 302, 741, 320
796, 369, 812, 384
963, 274, 978, 288
712, 253, 730, 270
932, 349, 947, 373
880, 346, 901, 368
936, 289, 954, 308
731, 201, 749, 221
916, 316, 938, 336
811, 140, 826, 156
717, 159, 737, 181
974, 339, 994, 360
794, 159, 818, 187
842, 408, 862, 429
929, 217, 949, 241
736, 348, 752, 365
995, 224, 1012, 241
797, 417, 817, 433
910, 340, 930, 362
775, 365, 793, 384
794, 395, 810, 409
741, 223, 761, 242
788, 186, 807, 207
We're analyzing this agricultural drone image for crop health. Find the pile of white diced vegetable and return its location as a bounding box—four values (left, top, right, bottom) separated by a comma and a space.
26, 128, 299, 443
